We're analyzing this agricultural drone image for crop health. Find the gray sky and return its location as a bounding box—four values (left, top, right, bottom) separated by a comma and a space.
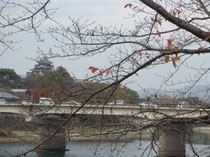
0, 0, 209, 92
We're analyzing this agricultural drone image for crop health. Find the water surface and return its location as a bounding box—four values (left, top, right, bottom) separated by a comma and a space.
0, 132, 209, 157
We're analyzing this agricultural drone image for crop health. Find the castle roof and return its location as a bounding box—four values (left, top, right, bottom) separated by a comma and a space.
37, 58, 52, 64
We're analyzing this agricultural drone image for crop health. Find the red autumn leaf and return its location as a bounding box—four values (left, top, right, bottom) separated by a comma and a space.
157, 30, 161, 37
167, 39, 173, 45
124, 3, 133, 8
158, 19, 162, 26
100, 71, 103, 76
173, 10, 176, 16
165, 56, 170, 63
106, 70, 110, 76
135, 73, 139, 76
155, 94, 158, 98
167, 39, 173, 50
172, 58, 177, 68
146, 55, 150, 59
89, 66, 93, 70
198, 47, 203, 51
175, 47, 179, 50
133, 6, 138, 10
91, 68, 98, 73
151, 18, 155, 21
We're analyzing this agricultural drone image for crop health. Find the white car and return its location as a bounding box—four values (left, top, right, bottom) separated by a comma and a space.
108, 100, 126, 105
39, 98, 55, 105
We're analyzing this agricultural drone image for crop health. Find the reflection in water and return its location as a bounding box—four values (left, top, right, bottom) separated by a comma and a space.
0, 131, 209, 157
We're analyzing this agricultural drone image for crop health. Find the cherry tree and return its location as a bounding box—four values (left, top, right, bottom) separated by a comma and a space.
45, 0, 209, 156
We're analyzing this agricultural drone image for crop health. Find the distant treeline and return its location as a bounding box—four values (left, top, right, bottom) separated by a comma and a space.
0, 67, 139, 104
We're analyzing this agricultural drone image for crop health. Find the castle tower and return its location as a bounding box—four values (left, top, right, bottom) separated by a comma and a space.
29, 57, 55, 75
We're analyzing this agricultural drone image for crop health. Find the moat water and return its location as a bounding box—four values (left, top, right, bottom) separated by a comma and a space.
0, 131, 209, 157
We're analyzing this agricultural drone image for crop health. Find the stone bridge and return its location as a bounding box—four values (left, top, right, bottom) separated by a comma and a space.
0, 103, 208, 119
0, 103, 209, 157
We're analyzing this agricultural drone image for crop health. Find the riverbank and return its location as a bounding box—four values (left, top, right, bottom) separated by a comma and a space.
0, 131, 36, 143
0, 128, 151, 143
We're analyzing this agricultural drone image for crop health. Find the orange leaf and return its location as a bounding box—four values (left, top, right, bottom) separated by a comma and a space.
174, 56, 180, 61
165, 56, 170, 63
198, 47, 203, 51
151, 18, 155, 21
124, 3, 133, 8
173, 10, 176, 16
157, 30, 161, 37
146, 55, 150, 59
106, 70, 110, 76
175, 47, 179, 50
174, 54, 180, 61
92, 68, 98, 73
167, 39, 173, 45
172, 58, 177, 68
167, 39, 173, 50
158, 19, 162, 26
89, 66, 93, 70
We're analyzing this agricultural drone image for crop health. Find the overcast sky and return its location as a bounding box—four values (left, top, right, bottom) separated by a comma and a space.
0, 0, 209, 92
